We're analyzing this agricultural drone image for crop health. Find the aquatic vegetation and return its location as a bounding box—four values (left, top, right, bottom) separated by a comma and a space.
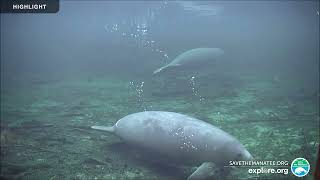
1, 129, 19, 148
1, 73, 318, 179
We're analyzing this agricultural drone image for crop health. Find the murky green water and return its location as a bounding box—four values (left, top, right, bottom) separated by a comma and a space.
1, 71, 318, 179
1, 1, 319, 179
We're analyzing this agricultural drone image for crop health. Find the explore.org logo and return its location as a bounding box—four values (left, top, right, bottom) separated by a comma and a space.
291, 158, 310, 177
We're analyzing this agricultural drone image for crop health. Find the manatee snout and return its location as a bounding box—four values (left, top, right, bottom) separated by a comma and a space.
230, 148, 254, 166
220, 140, 253, 165
240, 149, 254, 161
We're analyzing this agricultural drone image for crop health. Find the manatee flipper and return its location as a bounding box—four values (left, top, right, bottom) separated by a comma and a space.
91, 126, 115, 133
187, 162, 215, 180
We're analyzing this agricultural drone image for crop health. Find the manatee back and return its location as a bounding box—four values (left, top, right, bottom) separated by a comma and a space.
170, 48, 224, 66
112, 111, 238, 164
114, 111, 182, 145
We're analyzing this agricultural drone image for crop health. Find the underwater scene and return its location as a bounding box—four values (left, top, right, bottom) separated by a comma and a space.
1, 1, 319, 180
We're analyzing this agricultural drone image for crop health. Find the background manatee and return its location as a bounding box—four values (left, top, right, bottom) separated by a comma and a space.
92, 111, 252, 179
153, 48, 224, 75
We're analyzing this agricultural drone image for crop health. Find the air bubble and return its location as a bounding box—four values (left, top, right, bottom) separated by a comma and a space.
128, 81, 149, 111
189, 76, 205, 103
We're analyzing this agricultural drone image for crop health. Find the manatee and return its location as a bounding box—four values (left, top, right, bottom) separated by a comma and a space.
153, 48, 224, 75
91, 111, 252, 179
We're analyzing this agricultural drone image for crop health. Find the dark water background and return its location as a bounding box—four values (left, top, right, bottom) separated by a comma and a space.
1, 1, 319, 179
1, 1, 319, 82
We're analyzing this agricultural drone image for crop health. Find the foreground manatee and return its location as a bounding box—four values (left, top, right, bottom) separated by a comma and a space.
153, 48, 224, 75
92, 111, 252, 179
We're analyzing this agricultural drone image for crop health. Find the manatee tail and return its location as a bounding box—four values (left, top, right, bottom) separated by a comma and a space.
153, 66, 166, 75
153, 64, 173, 75
153, 64, 182, 75
91, 125, 115, 133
